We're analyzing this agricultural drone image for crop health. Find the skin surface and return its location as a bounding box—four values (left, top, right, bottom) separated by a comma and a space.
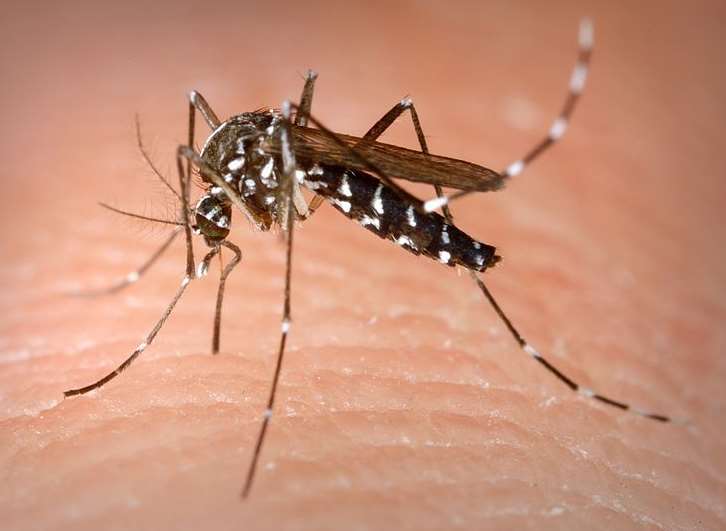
2, 1, 725, 530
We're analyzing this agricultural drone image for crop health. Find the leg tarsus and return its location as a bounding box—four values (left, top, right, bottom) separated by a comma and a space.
469, 271, 671, 423
64, 274, 193, 397
211, 241, 242, 354
423, 19, 595, 210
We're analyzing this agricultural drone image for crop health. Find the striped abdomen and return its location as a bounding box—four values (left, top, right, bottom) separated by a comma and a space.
303, 165, 500, 272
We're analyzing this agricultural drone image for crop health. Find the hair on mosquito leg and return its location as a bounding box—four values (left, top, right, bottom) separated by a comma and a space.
65, 17, 678, 500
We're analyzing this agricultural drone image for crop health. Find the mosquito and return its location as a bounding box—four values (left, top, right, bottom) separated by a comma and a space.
64, 19, 673, 498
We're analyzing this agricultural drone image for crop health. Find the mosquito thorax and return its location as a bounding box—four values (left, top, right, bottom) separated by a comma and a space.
199, 110, 285, 233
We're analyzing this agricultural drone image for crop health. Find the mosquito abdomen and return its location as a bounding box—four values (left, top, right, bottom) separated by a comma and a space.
303, 165, 500, 271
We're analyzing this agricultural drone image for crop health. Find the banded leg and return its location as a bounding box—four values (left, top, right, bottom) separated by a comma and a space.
64, 117, 199, 396
358, 66, 670, 422
294, 70, 318, 127
242, 101, 298, 499
469, 273, 670, 422
423, 18, 594, 213
361, 96, 453, 221
63, 273, 193, 396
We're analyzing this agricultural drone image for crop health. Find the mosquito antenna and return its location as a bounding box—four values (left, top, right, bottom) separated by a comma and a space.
98, 202, 184, 226
70, 228, 182, 297
135, 114, 184, 203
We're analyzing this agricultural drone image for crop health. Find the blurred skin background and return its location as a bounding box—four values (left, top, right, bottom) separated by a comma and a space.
1, 1, 725, 530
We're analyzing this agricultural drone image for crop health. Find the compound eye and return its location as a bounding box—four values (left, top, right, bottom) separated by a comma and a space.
194, 195, 231, 243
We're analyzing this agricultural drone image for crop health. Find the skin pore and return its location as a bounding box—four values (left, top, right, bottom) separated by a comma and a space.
2, 1, 725, 530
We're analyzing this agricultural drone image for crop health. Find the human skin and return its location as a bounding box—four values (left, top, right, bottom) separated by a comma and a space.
1, 1, 725, 530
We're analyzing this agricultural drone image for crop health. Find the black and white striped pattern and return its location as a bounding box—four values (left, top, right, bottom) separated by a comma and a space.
303, 166, 500, 272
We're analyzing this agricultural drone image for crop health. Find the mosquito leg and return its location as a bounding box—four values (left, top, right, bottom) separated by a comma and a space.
470, 272, 670, 422
297, 194, 325, 221
294, 69, 318, 127
361, 97, 454, 221
209, 241, 242, 354
64, 93, 204, 395
423, 18, 594, 213
73, 227, 182, 297
291, 70, 325, 221
288, 103, 426, 211
189, 90, 221, 130
242, 101, 297, 499
176, 85, 207, 278
63, 273, 193, 396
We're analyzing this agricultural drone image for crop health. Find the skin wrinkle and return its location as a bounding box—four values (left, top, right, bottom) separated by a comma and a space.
2, 1, 725, 530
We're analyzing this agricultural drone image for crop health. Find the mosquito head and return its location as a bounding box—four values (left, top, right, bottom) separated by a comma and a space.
194, 191, 232, 246
199, 110, 284, 232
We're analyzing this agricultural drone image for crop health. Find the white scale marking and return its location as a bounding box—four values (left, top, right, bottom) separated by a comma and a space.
227, 158, 244, 171
281, 319, 291, 334
181, 276, 192, 287
332, 198, 352, 213
294, 169, 306, 183
125, 272, 140, 283
441, 224, 450, 244
505, 160, 525, 177
223, 173, 234, 183
579, 387, 595, 398
338, 174, 352, 197
438, 250, 451, 264
424, 195, 448, 213
261, 158, 274, 179
395, 235, 416, 249
548, 117, 568, 140
244, 179, 256, 192
523, 343, 541, 358
360, 215, 381, 229
217, 216, 229, 228
196, 261, 209, 279
570, 63, 589, 94
372, 184, 385, 214
406, 205, 417, 227
265, 195, 276, 205
204, 205, 221, 221
263, 408, 273, 419
137, 342, 148, 352
579, 18, 594, 50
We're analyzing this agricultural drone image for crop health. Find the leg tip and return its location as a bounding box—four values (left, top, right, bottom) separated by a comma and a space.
579, 18, 594, 50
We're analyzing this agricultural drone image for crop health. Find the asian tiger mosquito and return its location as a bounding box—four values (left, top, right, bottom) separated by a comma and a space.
64, 19, 673, 499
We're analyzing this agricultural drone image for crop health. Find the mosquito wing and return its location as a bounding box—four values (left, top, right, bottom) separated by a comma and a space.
276, 126, 506, 193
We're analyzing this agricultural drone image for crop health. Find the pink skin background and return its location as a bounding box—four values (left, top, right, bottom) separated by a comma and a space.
2, 1, 725, 530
